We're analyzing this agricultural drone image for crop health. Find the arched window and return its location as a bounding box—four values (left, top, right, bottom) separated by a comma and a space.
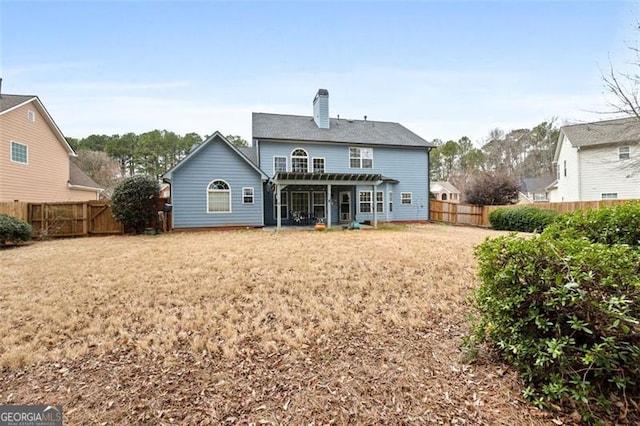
441, 193, 448, 201
291, 148, 309, 172
207, 180, 231, 213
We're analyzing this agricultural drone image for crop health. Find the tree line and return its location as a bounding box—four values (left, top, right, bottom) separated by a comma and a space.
429, 120, 559, 202
67, 132, 247, 191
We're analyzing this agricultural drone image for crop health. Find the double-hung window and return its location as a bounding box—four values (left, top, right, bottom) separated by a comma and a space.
376, 191, 384, 213
274, 156, 287, 173
349, 147, 373, 169
619, 146, 630, 160
242, 187, 254, 204
359, 191, 373, 213
312, 157, 325, 173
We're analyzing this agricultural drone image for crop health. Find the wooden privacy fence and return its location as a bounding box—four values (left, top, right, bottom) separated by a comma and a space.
1, 198, 171, 238
29, 201, 124, 237
0, 201, 29, 222
430, 199, 639, 227
429, 199, 486, 226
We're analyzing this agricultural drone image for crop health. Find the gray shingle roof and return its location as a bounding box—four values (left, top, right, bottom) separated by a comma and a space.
0, 94, 36, 114
238, 146, 258, 166
69, 162, 102, 189
253, 113, 434, 148
562, 117, 640, 148
521, 176, 554, 193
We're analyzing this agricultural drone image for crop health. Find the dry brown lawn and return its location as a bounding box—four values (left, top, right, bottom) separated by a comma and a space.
0, 224, 570, 424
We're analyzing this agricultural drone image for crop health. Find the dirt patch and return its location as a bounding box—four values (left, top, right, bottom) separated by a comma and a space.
0, 224, 572, 424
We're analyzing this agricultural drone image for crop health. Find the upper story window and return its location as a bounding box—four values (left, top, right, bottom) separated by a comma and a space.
10, 141, 28, 164
291, 148, 309, 172
619, 146, 630, 160
27, 110, 36, 122
563, 160, 567, 177
274, 156, 287, 173
349, 147, 373, 169
207, 179, 231, 213
312, 157, 325, 173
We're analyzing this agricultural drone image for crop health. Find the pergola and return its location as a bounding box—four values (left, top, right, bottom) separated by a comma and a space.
271, 172, 385, 230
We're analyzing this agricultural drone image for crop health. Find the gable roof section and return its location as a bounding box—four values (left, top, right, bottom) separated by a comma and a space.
69, 162, 103, 190
163, 131, 268, 181
561, 117, 640, 149
253, 113, 434, 148
430, 181, 460, 193
521, 176, 554, 194
0, 94, 76, 156
238, 146, 258, 166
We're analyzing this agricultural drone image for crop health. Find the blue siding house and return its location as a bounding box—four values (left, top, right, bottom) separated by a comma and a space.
164, 132, 267, 228
164, 90, 434, 229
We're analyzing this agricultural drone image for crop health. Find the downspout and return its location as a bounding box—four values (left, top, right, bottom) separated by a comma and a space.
576, 146, 581, 201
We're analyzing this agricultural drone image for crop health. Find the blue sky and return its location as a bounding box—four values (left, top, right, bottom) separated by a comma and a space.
1, 1, 638, 145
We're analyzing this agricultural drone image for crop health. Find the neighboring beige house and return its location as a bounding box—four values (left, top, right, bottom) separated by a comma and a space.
0, 93, 102, 202
430, 181, 461, 203
547, 117, 640, 202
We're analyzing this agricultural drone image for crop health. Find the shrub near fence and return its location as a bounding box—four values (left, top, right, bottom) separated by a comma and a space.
430, 199, 638, 227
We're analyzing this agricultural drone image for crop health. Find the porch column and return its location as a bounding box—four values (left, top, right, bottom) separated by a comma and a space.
372, 184, 378, 229
276, 184, 282, 230
326, 184, 332, 229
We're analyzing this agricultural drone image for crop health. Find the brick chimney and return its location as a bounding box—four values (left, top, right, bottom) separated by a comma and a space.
313, 89, 329, 129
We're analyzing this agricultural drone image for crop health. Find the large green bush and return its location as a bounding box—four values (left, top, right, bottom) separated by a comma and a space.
111, 175, 159, 234
544, 201, 640, 247
488, 206, 557, 233
0, 214, 32, 245
473, 234, 640, 418
472, 203, 640, 420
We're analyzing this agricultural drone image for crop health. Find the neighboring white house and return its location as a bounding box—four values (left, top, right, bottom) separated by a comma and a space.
547, 117, 640, 202
430, 181, 461, 203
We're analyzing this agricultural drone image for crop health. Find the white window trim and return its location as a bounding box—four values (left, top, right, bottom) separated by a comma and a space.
273, 156, 287, 174
27, 110, 35, 122
601, 193, 618, 200
312, 191, 326, 219
349, 147, 374, 169
389, 191, 393, 212
359, 190, 373, 214
376, 190, 384, 213
206, 179, 232, 214
312, 157, 326, 173
401, 192, 412, 204
291, 148, 309, 173
273, 192, 289, 219
242, 187, 255, 204
10, 141, 28, 165
619, 146, 630, 160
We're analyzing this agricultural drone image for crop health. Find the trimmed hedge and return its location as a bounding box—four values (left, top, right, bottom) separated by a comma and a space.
472, 202, 640, 421
0, 214, 32, 245
488, 206, 557, 233
544, 201, 640, 247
